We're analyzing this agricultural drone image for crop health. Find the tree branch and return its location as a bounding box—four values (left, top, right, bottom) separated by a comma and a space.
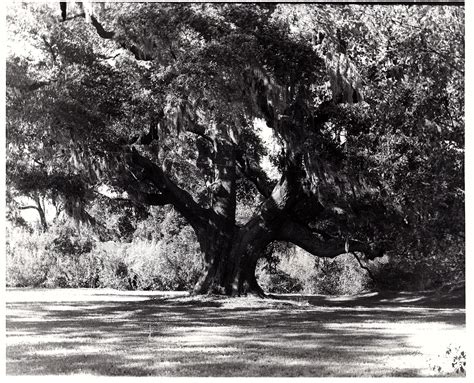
89, 15, 115, 39
125, 189, 170, 206
277, 220, 384, 260
18, 205, 40, 211
127, 147, 210, 231
41, 36, 57, 63
350, 251, 377, 282
63, 9, 153, 61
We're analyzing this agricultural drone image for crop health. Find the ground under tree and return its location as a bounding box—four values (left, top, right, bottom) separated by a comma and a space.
6, 3, 464, 295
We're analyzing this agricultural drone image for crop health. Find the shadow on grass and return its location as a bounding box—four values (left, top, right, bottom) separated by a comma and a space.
6, 289, 465, 377
271, 288, 465, 309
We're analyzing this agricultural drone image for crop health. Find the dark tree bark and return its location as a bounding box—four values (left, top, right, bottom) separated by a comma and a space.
191, 158, 307, 296
60, 2, 67, 22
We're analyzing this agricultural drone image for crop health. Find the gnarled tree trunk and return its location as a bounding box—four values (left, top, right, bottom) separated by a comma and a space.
192, 222, 272, 297
192, 166, 302, 297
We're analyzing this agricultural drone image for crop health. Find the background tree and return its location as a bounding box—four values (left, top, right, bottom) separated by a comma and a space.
6, 3, 464, 296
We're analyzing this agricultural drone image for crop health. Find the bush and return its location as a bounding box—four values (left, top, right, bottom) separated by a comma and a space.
6, 211, 204, 291
257, 264, 303, 294
257, 246, 372, 295
6, 221, 100, 289
372, 232, 465, 292
372, 246, 465, 292
45, 252, 102, 288
90, 229, 203, 291
126, 226, 203, 290
6, 226, 55, 287
44, 222, 100, 288
92, 242, 132, 289
312, 255, 372, 295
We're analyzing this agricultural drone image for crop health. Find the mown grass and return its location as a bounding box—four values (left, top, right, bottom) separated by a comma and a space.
5, 288, 466, 376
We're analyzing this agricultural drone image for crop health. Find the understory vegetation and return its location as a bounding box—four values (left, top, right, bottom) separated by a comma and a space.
6, 211, 202, 291
6, 210, 463, 294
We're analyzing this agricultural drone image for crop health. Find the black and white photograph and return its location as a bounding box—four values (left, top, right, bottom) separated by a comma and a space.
3, 0, 466, 377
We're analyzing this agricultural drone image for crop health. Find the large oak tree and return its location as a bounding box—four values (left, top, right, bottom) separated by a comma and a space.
6, 3, 464, 295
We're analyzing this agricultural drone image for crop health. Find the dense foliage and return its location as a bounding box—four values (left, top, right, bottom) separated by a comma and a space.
6, 3, 464, 294
6, 210, 202, 290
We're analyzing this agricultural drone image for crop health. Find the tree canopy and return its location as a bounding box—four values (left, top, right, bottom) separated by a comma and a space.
6, 3, 464, 295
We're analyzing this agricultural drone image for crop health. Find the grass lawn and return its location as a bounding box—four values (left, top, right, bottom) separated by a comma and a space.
5, 287, 466, 377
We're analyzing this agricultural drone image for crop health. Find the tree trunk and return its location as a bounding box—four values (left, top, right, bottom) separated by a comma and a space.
32, 194, 48, 232
192, 214, 273, 297
192, 240, 269, 297
192, 162, 303, 297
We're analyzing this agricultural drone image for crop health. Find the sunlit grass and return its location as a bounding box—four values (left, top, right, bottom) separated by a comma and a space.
5, 288, 465, 377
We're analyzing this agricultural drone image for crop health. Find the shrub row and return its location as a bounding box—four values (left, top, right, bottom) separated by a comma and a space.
6, 224, 203, 291
256, 243, 464, 295
7, 223, 463, 294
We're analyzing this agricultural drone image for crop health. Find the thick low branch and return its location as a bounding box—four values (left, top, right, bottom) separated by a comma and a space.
96, 189, 169, 207
293, 221, 335, 241
258, 175, 295, 224
277, 220, 384, 260
246, 160, 306, 232
126, 189, 170, 206
128, 147, 209, 232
